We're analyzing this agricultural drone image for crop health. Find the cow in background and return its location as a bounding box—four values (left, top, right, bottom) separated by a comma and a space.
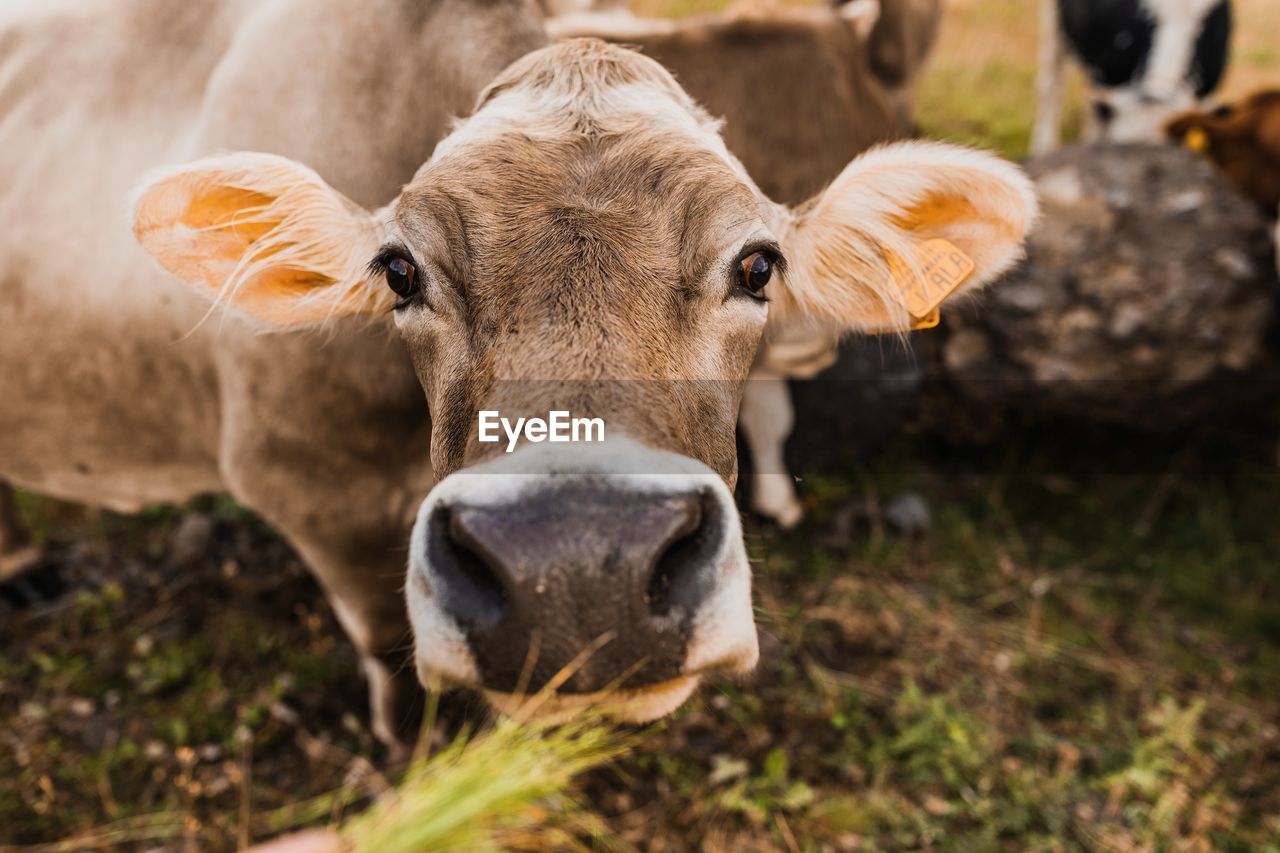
549, 0, 943, 526
1032, 0, 1232, 155
1168, 89, 1280, 281
1167, 89, 1280, 215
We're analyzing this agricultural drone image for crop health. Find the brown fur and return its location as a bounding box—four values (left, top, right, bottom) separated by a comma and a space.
0, 0, 547, 748
550, 0, 942, 205
1168, 89, 1280, 215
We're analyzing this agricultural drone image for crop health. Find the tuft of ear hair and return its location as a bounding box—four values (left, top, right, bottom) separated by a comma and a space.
132, 152, 388, 327
777, 140, 1038, 335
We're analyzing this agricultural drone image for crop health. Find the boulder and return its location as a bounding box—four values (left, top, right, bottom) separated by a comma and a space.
937, 143, 1278, 430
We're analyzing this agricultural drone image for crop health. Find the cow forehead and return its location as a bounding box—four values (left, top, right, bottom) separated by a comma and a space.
426, 39, 754, 187
394, 131, 766, 357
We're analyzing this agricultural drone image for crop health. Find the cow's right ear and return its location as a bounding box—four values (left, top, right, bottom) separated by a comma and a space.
132, 152, 391, 326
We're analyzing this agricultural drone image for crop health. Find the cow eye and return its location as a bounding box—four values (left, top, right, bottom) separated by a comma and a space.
738, 251, 773, 295
384, 256, 417, 299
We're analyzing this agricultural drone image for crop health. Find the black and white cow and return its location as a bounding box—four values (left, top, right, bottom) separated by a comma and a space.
1032, 0, 1232, 154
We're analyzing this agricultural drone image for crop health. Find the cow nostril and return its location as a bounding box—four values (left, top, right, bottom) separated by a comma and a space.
645, 491, 720, 618
1093, 101, 1116, 124
427, 507, 508, 631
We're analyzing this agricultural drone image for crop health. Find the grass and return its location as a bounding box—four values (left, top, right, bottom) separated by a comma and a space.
345, 716, 629, 852
4, 441, 1279, 849
576, 436, 1279, 848
4, 0, 1280, 850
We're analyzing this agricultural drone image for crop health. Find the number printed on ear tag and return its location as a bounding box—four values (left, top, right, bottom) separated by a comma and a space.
884, 238, 975, 331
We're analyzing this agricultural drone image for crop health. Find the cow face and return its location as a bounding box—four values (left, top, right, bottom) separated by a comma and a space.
1060, 0, 1231, 143
133, 39, 1035, 722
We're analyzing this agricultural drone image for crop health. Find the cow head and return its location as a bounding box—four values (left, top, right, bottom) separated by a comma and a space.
1061, 0, 1231, 143
133, 39, 1035, 721
1167, 89, 1280, 214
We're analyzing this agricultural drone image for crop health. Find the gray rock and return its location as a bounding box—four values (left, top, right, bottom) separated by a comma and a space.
937, 143, 1278, 430
169, 513, 216, 568
885, 491, 931, 535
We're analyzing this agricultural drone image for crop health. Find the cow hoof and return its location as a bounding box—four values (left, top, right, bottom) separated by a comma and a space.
771, 501, 804, 530
0, 545, 42, 583
0, 551, 62, 609
753, 498, 804, 530
751, 475, 805, 530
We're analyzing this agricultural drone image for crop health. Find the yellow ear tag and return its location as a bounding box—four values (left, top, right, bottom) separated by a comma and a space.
881, 238, 975, 332
1184, 126, 1210, 154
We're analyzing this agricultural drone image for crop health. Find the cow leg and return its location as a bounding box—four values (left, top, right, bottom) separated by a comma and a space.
211, 326, 434, 755
220, 460, 427, 755
1031, 0, 1066, 156
304, 546, 424, 757
0, 482, 41, 583
739, 375, 803, 529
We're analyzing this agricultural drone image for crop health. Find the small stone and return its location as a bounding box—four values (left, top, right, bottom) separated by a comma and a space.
269, 701, 300, 726
1038, 167, 1084, 204
884, 492, 930, 535
1213, 247, 1255, 280
942, 329, 991, 372
1108, 303, 1146, 340
18, 702, 47, 723
996, 282, 1049, 313
1162, 188, 1205, 214
169, 514, 216, 568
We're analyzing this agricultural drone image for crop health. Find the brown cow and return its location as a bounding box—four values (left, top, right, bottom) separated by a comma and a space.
1167, 89, 1280, 215
2, 0, 1035, 740
548, 0, 942, 207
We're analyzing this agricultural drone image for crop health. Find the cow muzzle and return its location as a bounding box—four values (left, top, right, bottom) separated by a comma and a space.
406, 437, 757, 722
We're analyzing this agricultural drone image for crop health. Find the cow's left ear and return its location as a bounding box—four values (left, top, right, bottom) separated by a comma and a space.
776, 141, 1037, 333
133, 152, 390, 326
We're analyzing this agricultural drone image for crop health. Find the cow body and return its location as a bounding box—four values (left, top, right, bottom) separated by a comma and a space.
1168, 89, 1280, 214
548, 0, 941, 525
0, 0, 547, 746
3, 1, 1034, 740
1032, 0, 1231, 154
548, 0, 941, 208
